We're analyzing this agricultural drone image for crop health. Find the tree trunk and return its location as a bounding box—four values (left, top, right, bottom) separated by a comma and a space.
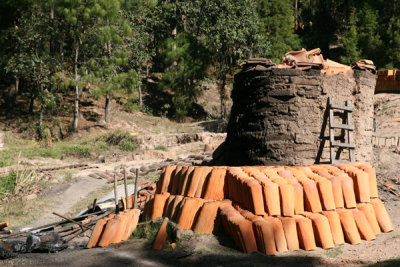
220, 76, 227, 119
39, 106, 43, 127
29, 95, 34, 114
138, 85, 143, 109
105, 92, 111, 123
73, 43, 79, 131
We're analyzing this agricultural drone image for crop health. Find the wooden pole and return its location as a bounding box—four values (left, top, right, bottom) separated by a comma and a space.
114, 169, 118, 213
123, 167, 129, 210
52, 212, 91, 231
133, 168, 139, 209
91, 198, 97, 213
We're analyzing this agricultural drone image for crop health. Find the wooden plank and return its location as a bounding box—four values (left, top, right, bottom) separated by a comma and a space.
331, 142, 355, 148
330, 123, 354, 130
328, 97, 335, 164
330, 104, 353, 112
331, 159, 351, 164
346, 100, 355, 162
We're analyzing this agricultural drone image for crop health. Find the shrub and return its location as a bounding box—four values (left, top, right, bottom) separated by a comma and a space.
155, 145, 167, 151
0, 171, 17, 199
119, 140, 136, 151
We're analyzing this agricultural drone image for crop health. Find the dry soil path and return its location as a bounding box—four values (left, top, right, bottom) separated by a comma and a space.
22, 176, 107, 230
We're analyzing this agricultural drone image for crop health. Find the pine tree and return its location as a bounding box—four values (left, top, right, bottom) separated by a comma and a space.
257, 0, 301, 63
357, 3, 383, 65
197, 0, 266, 118
159, 33, 209, 120
386, 16, 400, 69
340, 9, 360, 65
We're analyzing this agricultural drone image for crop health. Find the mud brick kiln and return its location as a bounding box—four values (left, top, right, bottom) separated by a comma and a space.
213, 61, 377, 166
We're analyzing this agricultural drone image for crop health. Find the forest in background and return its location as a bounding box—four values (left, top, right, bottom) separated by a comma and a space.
0, 0, 399, 136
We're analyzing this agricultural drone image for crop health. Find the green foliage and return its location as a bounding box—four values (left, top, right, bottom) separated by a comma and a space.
197, 0, 267, 117
63, 145, 92, 157
257, 0, 301, 63
159, 33, 209, 120
155, 145, 167, 151
118, 140, 136, 151
386, 16, 400, 68
340, 9, 360, 65
0, 171, 17, 199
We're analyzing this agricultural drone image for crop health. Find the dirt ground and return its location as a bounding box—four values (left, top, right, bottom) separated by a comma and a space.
3, 195, 399, 267
1, 94, 400, 266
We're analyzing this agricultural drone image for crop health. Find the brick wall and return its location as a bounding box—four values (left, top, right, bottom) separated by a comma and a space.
375, 70, 400, 93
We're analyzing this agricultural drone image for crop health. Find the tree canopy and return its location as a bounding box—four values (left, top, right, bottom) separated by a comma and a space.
0, 0, 398, 134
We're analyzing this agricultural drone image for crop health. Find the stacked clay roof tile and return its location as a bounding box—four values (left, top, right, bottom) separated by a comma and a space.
143, 163, 394, 255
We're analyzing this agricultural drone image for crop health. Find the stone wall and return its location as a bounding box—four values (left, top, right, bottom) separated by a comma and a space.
213, 66, 376, 166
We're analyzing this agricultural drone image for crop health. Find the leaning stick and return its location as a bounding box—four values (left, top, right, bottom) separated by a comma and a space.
133, 169, 139, 209
123, 167, 129, 210
52, 212, 91, 231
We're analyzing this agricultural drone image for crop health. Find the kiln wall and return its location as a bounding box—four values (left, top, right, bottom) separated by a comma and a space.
213, 67, 376, 166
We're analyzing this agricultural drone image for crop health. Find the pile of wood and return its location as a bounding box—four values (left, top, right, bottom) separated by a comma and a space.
143, 163, 394, 255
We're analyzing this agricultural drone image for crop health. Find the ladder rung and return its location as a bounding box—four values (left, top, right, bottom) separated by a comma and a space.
332, 159, 352, 164
330, 104, 353, 112
330, 123, 354, 130
331, 142, 355, 148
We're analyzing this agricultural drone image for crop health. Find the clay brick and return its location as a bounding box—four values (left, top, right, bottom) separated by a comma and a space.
186, 167, 205, 197
156, 165, 176, 194
370, 198, 394, 232
337, 208, 361, 245
329, 176, 345, 209
336, 165, 370, 203
123, 209, 140, 241
177, 166, 190, 195
357, 203, 381, 235
193, 201, 221, 234
303, 180, 322, 213
352, 209, 376, 241
203, 168, 227, 200
163, 195, 176, 219
247, 180, 264, 215
153, 220, 168, 250
112, 212, 129, 243
180, 166, 195, 196
262, 182, 281, 216
220, 205, 258, 253
194, 167, 213, 198
253, 219, 277, 255
264, 216, 288, 252
321, 211, 345, 245
340, 175, 357, 208
177, 197, 205, 230
98, 216, 121, 247
304, 212, 334, 249
279, 216, 299, 251
236, 217, 259, 253
294, 215, 316, 251
278, 183, 295, 217
279, 169, 304, 215
87, 218, 109, 248
170, 195, 184, 221
151, 193, 170, 220
358, 166, 378, 199
169, 166, 183, 194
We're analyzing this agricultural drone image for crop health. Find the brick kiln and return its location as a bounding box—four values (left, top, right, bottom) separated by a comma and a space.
213, 56, 377, 166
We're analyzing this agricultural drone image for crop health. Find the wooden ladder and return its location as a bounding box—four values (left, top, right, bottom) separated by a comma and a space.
328, 97, 355, 164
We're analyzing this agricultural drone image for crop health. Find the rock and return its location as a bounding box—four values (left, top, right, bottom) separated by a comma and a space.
98, 155, 106, 163
204, 143, 214, 152
23, 193, 37, 201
